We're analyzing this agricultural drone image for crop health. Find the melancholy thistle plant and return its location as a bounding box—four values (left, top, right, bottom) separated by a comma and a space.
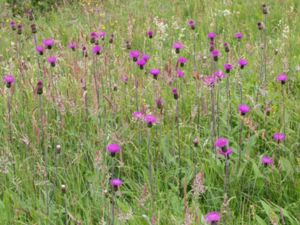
3, 75, 15, 142
273, 132, 285, 158
238, 58, 248, 104
129, 50, 140, 111
238, 104, 250, 169
43, 38, 55, 50
277, 73, 287, 135
224, 63, 233, 130
173, 42, 184, 54
262, 156, 273, 167
110, 178, 123, 225
205, 211, 221, 225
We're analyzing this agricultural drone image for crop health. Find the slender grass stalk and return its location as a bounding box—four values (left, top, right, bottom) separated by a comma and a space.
7, 89, 12, 143
210, 86, 216, 153
238, 118, 244, 170
134, 64, 139, 112
146, 127, 154, 206
93, 55, 101, 125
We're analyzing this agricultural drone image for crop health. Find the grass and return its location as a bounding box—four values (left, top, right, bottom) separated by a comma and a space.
0, 0, 299, 224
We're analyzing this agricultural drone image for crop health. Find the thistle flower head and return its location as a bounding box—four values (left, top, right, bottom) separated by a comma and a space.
238, 58, 248, 69
211, 49, 220, 61
207, 32, 217, 40
10, 21, 16, 30
214, 70, 225, 80
178, 57, 187, 67
43, 38, 55, 49
156, 97, 164, 109
48, 56, 57, 67
133, 111, 144, 121
147, 30, 153, 38
129, 50, 140, 61
3, 75, 15, 88
262, 156, 273, 166
144, 114, 157, 127
273, 133, 285, 143
224, 42, 230, 52
110, 178, 123, 190
99, 31, 106, 40
204, 76, 217, 87
93, 45, 102, 55
106, 143, 121, 156
177, 69, 185, 78
172, 87, 179, 99
224, 63, 233, 73
37, 80, 43, 95
277, 73, 287, 84
173, 42, 184, 54
36, 45, 44, 55
205, 211, 221, 224
68, 42, 76, 51
215, 137, 228, 150
142, 54, 150, 63
150, 69, 160, 79
235, 32, 243, 40
239, 104, 250, 116
188, 19, 196, 30
136, 59, 146, 69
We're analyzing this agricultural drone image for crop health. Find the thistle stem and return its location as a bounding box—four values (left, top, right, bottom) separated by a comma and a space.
146, 128, 154, 206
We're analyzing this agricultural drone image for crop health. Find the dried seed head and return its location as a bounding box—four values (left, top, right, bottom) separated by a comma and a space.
61, 184, 66, 194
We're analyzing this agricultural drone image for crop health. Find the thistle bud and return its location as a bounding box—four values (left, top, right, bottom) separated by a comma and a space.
262, 4, 268, 14
31, 24, 37, 34
37, 80, 43, 95
17, 24, 22, 35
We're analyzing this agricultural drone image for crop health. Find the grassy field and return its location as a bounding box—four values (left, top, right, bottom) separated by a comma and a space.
0, 0, 300, 224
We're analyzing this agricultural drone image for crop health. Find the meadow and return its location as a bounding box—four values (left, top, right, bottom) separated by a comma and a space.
0, 0, 300, 224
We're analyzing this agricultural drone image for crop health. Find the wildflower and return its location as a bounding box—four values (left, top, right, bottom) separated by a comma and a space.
172, 88, 179, 100
109, 34, 114, 43
43, 38, 55, 49
31, 24, 37, 34
156, 97, 163, 110
3, 75, 15, 88
277, 73, 287, 85
177, 70, 185, 78
144, 114, 157, 127
211, 49, 220, 61
215, 137, 228, 151
137, 59, 146, 69
262, 156, 273, 166
205, 211, 221, 224
224, 42, 230, 52
235, 32, 243, 40
48, 56, 57, 67
193, 138, 199, 147
214, 70, 225, 80
36, 46, 44, 55
207, 32, 217, 40
147, 30, 153, 39
224, 63, 233, 73
90, 32, 98, 43
173, 42, 184, 54
142, 54, 150, 63
10, 21, 16, 30
36, 80, 43, 95
273, 133, 285, 143
218, 148, 233, 157
99, 31, 106, 40
262, 4, 268, 14
122, 75, 129, 84
257, 22, 265, 30
129, 50, 140, 62
110, 178, 123, 190
239, 104, 250, 116
204, 76, 216, 87
178, 57, 187, 67
150, 69, 160, 80
82, 46, 88, 57
133, 111, 144, 120
106, 143, 121, 157
188, 19, 196, 30
238, 58, 248, 69
93, 45, 102, 55
68, 42, 76, 51
17, 24, 22, 35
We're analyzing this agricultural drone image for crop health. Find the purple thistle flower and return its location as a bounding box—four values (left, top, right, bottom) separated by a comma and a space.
214, 70, 226, 80
133, 111, 144, 121
204, 76, 217, 87
142, 54, 150, 63
136, 59, 146, 69
262, 156, 273, 166
177, 70, 185, 78
215, 137, 228, 151
129, 50, 140, 62
147, 30, 153, 39
122, 75, 129, 84
224, 42, 230, 53
188, 19, 196, 30
109, 34, 114, 44
10, 21, 16, 30
17, 24, 22, 35
93, 45, 102, 55
36, 45, 44, 55
150, 69, 160, 80
211, 49, 220, 61
273, 133, 285, 143
172, 88, 179, 99
48, 56, 57, 67
178, 57, 187, 67
68, 42, 76, 51
43, 38, 55, 49
207, 32, 217, 40
37, 80, 43, 95
3, 75, 15, 88
219, 148, 233, 157
144, 114, 157, 127
99, 31, 106, 40
239, 104, 250, 116
173, 42, 184, 54
106, 143, 121, 157
235, 32, 243, 40
224, 63, 233, 73
110, 178, 123, 190
238, 58, 248, 69
277, 73, 287, 85
90, 32, 98, 43
205, 211, 221, 224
